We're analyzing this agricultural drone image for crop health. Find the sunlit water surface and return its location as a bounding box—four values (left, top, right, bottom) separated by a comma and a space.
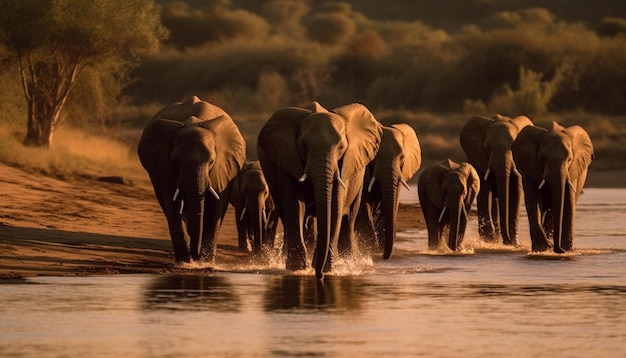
1, 188, 625, 357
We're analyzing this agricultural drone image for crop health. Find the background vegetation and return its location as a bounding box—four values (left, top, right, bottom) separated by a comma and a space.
1, 0, 625, 180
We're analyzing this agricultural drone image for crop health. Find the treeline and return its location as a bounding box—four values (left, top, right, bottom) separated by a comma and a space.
126, 0, 626, 116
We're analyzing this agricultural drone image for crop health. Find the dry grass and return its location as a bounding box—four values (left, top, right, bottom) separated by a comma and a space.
0, 123, 148, 184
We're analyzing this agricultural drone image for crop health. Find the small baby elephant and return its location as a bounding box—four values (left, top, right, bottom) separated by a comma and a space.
228, 161, 278, 253
418, 159, 480, 251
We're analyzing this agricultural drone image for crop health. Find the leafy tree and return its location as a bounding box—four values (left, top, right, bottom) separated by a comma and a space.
0, 0, 166, 147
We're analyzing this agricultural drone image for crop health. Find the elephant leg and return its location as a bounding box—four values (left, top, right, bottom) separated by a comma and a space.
234, 207, 251, 252
280, 188, 308, 271
265, 210, 279, 250
164, 202, 191, 263
477, 186, 497, 242
338, 197, 360, 257
199, 197, 224, 263
560, 187, 576, 251
425, 205, 442, 250
355, 201, 377, 251
522, 180, 551, 252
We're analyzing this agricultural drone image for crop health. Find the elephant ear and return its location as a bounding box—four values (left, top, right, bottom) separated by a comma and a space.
463, 162, 481, 209
199, 114, 247, 193
305, 101, 329, 113
512, 125, 549, 183
510, 115, 534, 131
258, 107, 312, 180
391, 123, 422, 181
333, 103, 383, 180
424, 160, 453, 209
459, 115, 493, 174
138, 117, 185, 166
561, 123, 594, 180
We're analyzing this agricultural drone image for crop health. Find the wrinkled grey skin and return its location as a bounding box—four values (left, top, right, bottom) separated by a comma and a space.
418, 159, 480, 251
355, 124, 422, 259
138, 96, 246, 263
258, 102, 382, 279
228, 161, 279, 253
460, 114, 533, 246
512, 122, 594, 253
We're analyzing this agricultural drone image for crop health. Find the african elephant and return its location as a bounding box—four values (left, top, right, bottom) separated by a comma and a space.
460, 114, 533, 246
417, 159, 480, 251
138, 96, 246, 263
355, 124, 422, 259
257, 102, 383, 279
228, 161, 279, 253
511, 122, 594, 253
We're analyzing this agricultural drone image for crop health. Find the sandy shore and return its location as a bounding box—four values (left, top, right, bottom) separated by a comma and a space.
0, 163, 621, 280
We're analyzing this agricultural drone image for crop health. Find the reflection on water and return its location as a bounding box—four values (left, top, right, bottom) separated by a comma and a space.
1, 189, 626, 357
143, 274, 241, 312
263, 275, 363, 312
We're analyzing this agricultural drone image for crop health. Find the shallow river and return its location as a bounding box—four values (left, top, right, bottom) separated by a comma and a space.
1, 188, 625, 357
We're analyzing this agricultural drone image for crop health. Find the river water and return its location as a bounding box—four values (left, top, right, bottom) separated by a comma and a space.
1, 188, 625, 357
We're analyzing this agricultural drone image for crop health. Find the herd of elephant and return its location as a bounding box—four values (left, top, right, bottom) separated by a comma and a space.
137, 96, 594, 279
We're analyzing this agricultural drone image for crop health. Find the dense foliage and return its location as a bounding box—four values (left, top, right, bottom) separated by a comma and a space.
123, 0, 626, 117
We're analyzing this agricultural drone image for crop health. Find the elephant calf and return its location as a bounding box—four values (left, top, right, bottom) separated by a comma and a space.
228, 161, 279, 253
418, 159, 480, 251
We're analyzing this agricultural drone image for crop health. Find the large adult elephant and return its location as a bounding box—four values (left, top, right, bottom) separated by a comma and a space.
355, 123, 422, 259
138, 96, 246, 263
460, 114, 533, 246
257, 102, 383, 279
228, 161, 279, 253
417, 159, 480, 251
511, 122, 594, 253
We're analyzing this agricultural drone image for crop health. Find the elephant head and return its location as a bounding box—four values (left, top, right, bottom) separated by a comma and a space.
138, 96, 246, 262
228, 161, 278, 253
257, 102, 382, 279
418, 159, 480, 251
512, 121, 594, 253
358, 123, 421, 259
460, 114, 533, 245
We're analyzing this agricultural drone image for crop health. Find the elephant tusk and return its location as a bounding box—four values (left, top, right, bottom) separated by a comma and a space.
262, 209, 267, 224
400, 178, 411, 191
538, 179, 546, 189
368, 177, 376, 192
483, 168, 491, 181
462, 205, 469, 219
337, 175, 347, 189
513, 167, 522, 178
208, 186, 220, 200
179, 200, 184, 215
239, 207, 247, 221
298, 173, 307, 182
567, 179, 574, 190
173, 188, 180, 201
438, 206, 446, 223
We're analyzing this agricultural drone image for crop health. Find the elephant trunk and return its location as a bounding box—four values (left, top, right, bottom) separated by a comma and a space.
447, 200, 464, 251
186, 198, 205, 259
311, 158, 337, 280
179, 163, 209, 260
254, 196, 266, 251
380, 172, 400, 260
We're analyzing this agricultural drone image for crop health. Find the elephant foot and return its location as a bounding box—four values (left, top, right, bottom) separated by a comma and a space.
174, 254, 191, 264
553, 246, 566, 254
286, 258, 308, 271
531, 240, 552, 252
503, 238, 519, 247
